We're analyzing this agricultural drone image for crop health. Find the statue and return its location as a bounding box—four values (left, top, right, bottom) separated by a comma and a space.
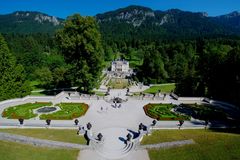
18, 118, 24, 126
126, 133, 133, 145
178, 120, 184, 129
146, 120, 157, 135
77, 122, 103, 145
74, 119, 79, 126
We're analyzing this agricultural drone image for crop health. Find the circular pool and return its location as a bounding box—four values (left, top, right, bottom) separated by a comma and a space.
37, 107, 57, 113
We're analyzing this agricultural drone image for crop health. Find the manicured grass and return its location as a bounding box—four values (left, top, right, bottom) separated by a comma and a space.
179, 104, 227, 121
94, 91, 105, 97
0, 129, 86, 144
30, 91, 46, 96
141, 129, 240, 160
30, 81, 44, 91
107, 78, 129, 89
0, 140, 78, 160
144, 83, 176, 94
143, 103, 189, 120
129, 60, 142, 68
2, 102, 52, 119
40, 103, 89, 120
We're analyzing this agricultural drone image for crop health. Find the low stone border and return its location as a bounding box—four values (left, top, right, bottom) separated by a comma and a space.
0, 132, 89, 150
141, 139, 195, 150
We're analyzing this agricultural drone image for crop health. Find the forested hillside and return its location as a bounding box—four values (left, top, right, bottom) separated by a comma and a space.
0, 11, 63, 34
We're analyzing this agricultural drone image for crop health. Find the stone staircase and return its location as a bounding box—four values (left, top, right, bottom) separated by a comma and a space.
90, 127, 136, 159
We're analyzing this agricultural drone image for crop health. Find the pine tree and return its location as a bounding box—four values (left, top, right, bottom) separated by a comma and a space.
0, 34, 30, 101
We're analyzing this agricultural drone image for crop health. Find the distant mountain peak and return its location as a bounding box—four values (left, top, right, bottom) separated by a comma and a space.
166, 9, 182, 14
218, 11, 240, 18
12, 11, 62, 26
97, 5, 155, 27
14, 11, 31, 17
200, 12, 208, 17
0, 11, 63, 34
227, 11, 240, 17
34, 14, 60, 26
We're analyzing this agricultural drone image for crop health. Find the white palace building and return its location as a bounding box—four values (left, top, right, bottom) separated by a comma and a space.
111, 59, 129, 73
110, 59, 133, 78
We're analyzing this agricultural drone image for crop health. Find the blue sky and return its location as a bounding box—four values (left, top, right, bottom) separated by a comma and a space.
0, 0, 240, 18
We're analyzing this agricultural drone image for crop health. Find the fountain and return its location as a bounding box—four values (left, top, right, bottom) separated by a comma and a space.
36, 107, 57, 113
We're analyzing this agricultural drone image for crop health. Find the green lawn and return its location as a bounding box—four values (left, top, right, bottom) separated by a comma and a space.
94, 91, 105, 97
141, 129, 240, 160
107, 78, 129, 89
180, 104, 227, 121
144, 83, 176, 94
143, 103, 189, 120
30, 81, 44, 91
2, 102, 52, 119
129, 60, 142, 68
30, 91, 46, 96
0, 128, 86, 144
40, 103, 89, 120
0, 140, 78, 160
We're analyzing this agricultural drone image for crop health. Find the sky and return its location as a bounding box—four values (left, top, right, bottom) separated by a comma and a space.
0, 0, 240, 18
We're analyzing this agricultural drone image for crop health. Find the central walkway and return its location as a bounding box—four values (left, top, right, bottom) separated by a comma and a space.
77, 89, 152, 160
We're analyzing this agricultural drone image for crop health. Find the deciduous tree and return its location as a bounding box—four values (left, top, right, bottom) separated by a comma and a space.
56, 14, 103, 92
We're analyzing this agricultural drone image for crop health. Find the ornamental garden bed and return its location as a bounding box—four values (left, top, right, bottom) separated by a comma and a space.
2, 102, 52, 119
107, 78, 129, 89
143, 103, 189, 120
39, 103, 89, 120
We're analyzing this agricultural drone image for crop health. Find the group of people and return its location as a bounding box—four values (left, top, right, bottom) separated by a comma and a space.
112, 102, 122, 108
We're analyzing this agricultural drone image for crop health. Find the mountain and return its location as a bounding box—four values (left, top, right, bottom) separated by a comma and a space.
214, 11, 240, 31
96, 5, 240, 40
0, 11, 64, 34
0, 6, 240, 39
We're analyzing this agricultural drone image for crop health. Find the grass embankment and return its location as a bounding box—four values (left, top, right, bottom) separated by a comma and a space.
40, 103, 89, 120
30, 81, 46, 96
144, 83, 176, 94
143, 103, 189, 120
180, 104, 227, 121
0, 140, 78, 160
141, 129, 240, 160
0, 129, 86, 144
129, 60, 142, 68
94, 91, 105, 96
2, 102, 52, 119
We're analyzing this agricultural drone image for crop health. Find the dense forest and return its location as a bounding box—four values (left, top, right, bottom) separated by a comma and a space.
103, 36, 240, 106
0, 12, 240, 107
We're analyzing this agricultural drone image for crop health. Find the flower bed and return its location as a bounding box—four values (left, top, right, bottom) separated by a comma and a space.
143, 103, 189, 120
40, 103, 89, 120
2, 102, 52, 119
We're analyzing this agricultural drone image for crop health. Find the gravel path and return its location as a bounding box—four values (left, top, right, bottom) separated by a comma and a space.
141, 139, 195, 150
0, 132, 89, 150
